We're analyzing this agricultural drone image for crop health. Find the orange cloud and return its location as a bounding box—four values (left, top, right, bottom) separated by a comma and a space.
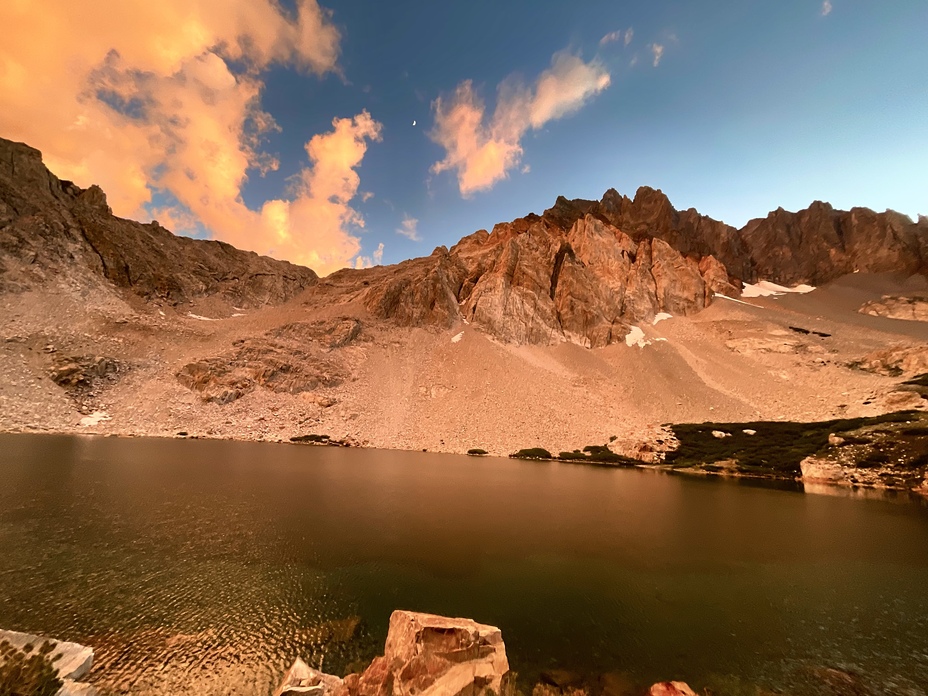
430, 51, 611, 196
0, 0, 382, 275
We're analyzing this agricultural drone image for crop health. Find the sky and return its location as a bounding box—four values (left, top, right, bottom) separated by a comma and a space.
1, 0, 926, 275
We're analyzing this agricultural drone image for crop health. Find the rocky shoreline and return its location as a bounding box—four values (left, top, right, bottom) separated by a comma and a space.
3, 611, 903, 696
5, 411, 928, 499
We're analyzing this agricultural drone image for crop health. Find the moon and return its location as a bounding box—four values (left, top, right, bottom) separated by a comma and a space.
412, 120, 416, 126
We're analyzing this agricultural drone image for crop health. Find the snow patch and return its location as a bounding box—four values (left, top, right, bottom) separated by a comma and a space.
741, 281, 816, 298
231, 313, 245, 317
652, 312, 672, 325
451, 331, 464, 343
625, 326, 651, 348
79, 411, 110, 427
187, 313, 218, 321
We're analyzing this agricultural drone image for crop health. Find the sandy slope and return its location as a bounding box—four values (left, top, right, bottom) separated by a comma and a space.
1, 273, 925, 457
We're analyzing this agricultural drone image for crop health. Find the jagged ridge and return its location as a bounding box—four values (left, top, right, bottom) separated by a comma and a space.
2, 135, 926, 348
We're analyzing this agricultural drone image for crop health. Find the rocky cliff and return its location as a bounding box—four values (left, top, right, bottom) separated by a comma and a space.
2, 135, 926, 349
0, 138, 317, 307
347, 187, 927, 348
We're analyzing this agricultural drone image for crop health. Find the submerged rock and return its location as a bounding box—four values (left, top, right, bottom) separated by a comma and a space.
648, 682, 698, 696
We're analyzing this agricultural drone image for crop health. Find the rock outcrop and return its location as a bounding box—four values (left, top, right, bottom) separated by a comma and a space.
0, 628, 98, 696
849, 344, 928, 377
0, 137, 317, 306
859, 295, 928, 322
276, 610, 510, 696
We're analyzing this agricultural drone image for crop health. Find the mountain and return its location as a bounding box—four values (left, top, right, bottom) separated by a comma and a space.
0, 138, 317, 307
2, 134, 928, 473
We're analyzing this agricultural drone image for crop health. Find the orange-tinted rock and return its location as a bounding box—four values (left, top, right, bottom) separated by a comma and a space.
648, 681, 698, 696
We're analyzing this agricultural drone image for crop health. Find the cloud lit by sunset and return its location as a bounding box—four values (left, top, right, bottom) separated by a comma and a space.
0, 0, 923, 274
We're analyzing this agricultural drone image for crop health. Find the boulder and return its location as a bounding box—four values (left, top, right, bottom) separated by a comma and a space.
273, 657, 344, 696
800, 456, 849, 485
380, 610, 510, 696
0, 629, 93, 681
277, 611, 510, 696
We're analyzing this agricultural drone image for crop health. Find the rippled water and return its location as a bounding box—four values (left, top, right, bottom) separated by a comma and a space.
1, 434, 928, 695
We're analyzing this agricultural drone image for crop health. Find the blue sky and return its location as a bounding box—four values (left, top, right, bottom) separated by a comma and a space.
2, 0, 926, 274
257, 0, 928, 267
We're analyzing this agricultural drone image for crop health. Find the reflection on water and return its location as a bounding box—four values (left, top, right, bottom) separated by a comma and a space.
1, 434, 928, 695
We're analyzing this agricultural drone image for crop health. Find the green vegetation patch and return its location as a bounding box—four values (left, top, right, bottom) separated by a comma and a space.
510, 448, 553, 460
290, 434, 330, 443
667, 411, 922, 476
0, 639, 63, 696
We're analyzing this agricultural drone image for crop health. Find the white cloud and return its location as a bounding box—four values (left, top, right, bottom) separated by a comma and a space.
821, 0, 833, 16
354, 242, 385, 268
361, 191, 374, 202
396, 214, 421, 241
521, 164, 531, 174
650, 43, 665, 67
0, 0, 389, 276
600, 28, 634, 47
430, 50, 610, 196
600, 30, 622, 46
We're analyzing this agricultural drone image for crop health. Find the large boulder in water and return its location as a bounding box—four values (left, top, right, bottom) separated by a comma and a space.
648, 682, 698, 696
275, 611, 510, 696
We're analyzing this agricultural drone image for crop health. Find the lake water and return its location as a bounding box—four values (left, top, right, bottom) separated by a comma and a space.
1, 434, 928, 695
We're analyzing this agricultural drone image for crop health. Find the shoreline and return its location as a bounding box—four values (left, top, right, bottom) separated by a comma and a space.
3, 424, 927, 500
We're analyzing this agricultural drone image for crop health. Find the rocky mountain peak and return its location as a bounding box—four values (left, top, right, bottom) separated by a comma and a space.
3, 134, 927, 349
0, 136, 317, 306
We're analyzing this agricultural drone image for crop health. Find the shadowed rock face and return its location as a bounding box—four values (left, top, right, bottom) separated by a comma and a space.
742, 202, 928, 285
0, 137, 317, 306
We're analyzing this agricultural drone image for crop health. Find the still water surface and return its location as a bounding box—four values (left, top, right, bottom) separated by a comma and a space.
1, 434, 928, 694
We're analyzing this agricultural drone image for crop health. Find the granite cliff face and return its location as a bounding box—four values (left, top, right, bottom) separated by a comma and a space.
0, 138, 317, 307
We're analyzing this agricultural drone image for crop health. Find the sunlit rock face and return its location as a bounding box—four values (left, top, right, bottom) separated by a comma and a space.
451, 211, 734, 348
